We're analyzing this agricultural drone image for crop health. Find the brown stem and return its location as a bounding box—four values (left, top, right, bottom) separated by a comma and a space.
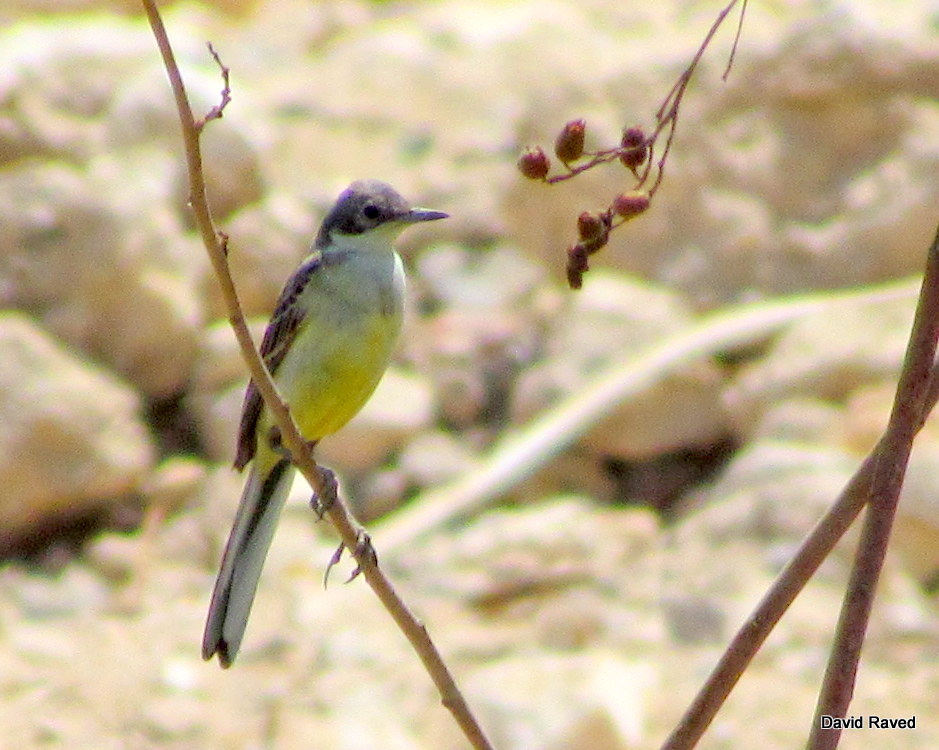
140, 4, 494, 747
661, 224, 939, 750
806, 221, 939, 750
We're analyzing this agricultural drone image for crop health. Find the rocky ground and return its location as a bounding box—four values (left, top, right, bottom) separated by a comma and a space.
1, 0, 939, 748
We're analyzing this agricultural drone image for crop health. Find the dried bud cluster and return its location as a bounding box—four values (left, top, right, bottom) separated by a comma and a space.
612, 190, 650, 219
566, 210, 613, 289
517, 119, 655, 289
576, 211, 604, 241
518, 146, 550, 180
567, 244, 590, 289
554, 119, 586, 163
619, 126, 647, 173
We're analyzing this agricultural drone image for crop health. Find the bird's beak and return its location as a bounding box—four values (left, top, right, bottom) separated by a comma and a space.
401, 208, 449, 223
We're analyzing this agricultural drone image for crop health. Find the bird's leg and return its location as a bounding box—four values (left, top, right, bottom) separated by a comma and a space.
267, 425, 286, 457
309, 464, 337, 519
323, 529, 378, 588
346, 530, 377, 582
268, 429, 333, 517
323, 539, 344, 589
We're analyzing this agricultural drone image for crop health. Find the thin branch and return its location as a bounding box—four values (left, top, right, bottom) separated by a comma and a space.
661, 357, 939, 750
140, 4, 493, 748
807, 221, 939, 750
722, 0, 748, 81
198, 42, 231, 130
526, 0, 747, 288
645, 0, 742, 194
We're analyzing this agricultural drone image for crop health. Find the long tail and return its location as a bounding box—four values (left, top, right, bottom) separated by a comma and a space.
202, 457, 294, 668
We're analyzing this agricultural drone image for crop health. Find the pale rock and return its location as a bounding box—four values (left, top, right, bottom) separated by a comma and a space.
660, 595, 726, 644
172, 120, 266, 226
513, 270, 731, 460
725, 289, 917, 433
408, 243, 544, 431
0, 313, 154, 550
84, 533, 141, 584
108, 42, 267, 224
12, 563, 109, 619
200, 195, 314, 321
465, 651, 652, 750
415, 242, 544, 311
0, 18, 155, 163
840, 379, 939, 455
840, 385, 939, 586
187, 318, 267, 463
748, 396, 844, 446
839, 381, 896, 456
352, 467, 410, 521
397, 430, 478, 488
690, 439, 857, 548
192, 379, 247, 464
392, 497, 661, 652
140, 456, 209, 515
413, 306, 530, 430
0, 160, 204, 398
891, 445, 939, 590
515, 445, 618, 506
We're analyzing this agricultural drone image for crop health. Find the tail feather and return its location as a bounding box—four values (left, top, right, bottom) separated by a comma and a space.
202, 458, 294, 667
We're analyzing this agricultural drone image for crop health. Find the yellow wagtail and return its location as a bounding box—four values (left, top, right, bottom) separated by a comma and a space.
203, 180, 447, 667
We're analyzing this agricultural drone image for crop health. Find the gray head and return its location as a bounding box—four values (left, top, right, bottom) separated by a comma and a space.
315, 179, 448, 248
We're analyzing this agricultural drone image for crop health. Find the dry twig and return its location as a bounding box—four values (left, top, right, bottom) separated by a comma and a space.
517, 0, 749, 288
140, 3, 493, 747
806, 222, 939, 750
661, 282, 939, 750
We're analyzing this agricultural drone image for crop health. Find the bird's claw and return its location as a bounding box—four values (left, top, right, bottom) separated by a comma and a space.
346, 530, 377, 582
309, 465, 337, 519
322, 530, 378, 588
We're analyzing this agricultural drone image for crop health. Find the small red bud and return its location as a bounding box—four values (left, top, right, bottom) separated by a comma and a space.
577, 211, 604, 241
566, 243, 589, 289
619, 126, 647, 171
612, 190, 650, 219
518, 146, 550, 180
555, 119, 587, 163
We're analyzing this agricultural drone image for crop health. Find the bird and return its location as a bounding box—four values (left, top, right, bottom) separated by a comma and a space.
202, 180, 447, 668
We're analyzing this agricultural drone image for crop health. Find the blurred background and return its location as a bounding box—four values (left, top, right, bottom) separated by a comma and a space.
1, 0, 938, 747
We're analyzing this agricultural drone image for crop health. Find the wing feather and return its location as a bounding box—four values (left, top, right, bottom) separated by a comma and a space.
234, 252, 322, 469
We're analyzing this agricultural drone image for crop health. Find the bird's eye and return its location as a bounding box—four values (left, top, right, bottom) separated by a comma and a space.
362, 204, 381, 220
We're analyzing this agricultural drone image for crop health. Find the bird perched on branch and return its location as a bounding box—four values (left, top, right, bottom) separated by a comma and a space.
203, 180, 447, 668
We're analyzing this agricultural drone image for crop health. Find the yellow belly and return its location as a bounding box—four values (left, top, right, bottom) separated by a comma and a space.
259, 314, 399, 445
250, 245, 405, 469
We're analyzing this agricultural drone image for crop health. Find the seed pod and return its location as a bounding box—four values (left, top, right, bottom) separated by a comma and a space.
555, 119, 586, 163
566, 243, 590, 289
577, 211, 604, 241
517, 146, 550, 180
612, 190, 651, 219
619, 126, 647, 171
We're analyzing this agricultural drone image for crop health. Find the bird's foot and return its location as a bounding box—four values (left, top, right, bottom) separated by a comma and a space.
309, 465, 337, 519
323, 530, 378, 588
347, 530, 377, 582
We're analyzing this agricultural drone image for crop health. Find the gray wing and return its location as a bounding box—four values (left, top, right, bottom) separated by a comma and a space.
234, 253, 322, 470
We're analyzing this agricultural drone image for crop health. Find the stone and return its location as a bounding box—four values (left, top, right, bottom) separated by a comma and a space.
465, 652, 652, 750
0, 313, 153, 550
725, 286, 918, 433
513, 270, 732, 460
0, 160, 204, 398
